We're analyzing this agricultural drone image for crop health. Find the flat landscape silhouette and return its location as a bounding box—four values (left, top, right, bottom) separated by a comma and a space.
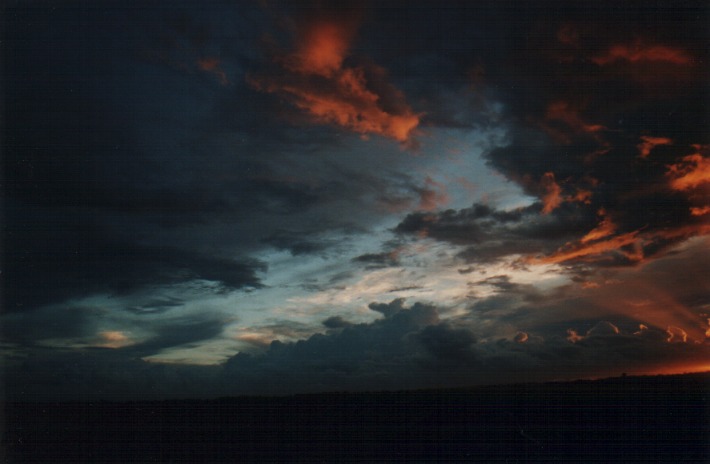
4, 372, 708, 462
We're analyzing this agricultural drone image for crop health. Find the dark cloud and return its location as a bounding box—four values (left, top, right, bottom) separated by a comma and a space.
353, 251, 400, 268
3, 348, 222, 400
128, 317, 229, 356
5, 297, 708, 400
261, 230, 333, 256
126, 297, 185, 315
414, 324, 477, 363
3, 226, 266, 312
396, 202, 596, 265
322, 316, 353, 329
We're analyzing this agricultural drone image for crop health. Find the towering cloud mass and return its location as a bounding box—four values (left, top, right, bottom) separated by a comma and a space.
249, 15, 420, 143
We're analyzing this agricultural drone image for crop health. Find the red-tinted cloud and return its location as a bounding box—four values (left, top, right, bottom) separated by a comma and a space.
592, 42, 693, 66
540, 172, 563, 214
197, 57, 229, 86
580, 209, 616, 244
529, 230, 641, 265
251, 19, 420, 144
286, 20, 354, 77
529, 223, 710, 267
637, 136, 671, 159
690, 206, 710, 217
545, 101, 605, 135
665, 326, 688, 343
667, 151, 710, 191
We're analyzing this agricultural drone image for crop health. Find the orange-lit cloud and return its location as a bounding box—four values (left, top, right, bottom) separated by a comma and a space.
197, 57, 229, 86
529, 230, 641, 265
287, 20, 354, 77
566, 329, 583, 343
633, 324, 649, 336
667, 152, 710, 191
690, 206, 710, 216
251, 19, 420, 144
97, 330, 133, 349
514, 332, 529, 343
592, 42, 693, 66
545, 101, 606, 135
528, 221, 710, 267
540, 172, 563, 214
637, 136, 671, 159
570, 188, 593, 205
666, 326, 688, 343
580, 209, 616, 244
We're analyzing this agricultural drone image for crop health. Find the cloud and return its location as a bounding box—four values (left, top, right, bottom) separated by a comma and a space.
249, 16, 420, 144
592, 42, 693, 66
396, 202, 595, 265
587, 321, 620, 337
637, 136, 672, 159
261, 230, 333, 256
545, 101, 606, 136
353, 251, 400, 268
540, 172, 563, 214
416, 177, 450, 211
97, 330, 134, 349
197, 57, 229, 85
322, 316, 353, 329
2, 232, 266, 312
666, 149, 710, 191
580, 209, 616, 243
665, 326, 689, 343
414, 324, 477, 362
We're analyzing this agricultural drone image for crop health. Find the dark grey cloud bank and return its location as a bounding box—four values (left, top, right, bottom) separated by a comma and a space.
6, 298, 708, 399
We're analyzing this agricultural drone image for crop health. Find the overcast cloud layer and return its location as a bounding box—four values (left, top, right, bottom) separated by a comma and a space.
3, 0, 709, 399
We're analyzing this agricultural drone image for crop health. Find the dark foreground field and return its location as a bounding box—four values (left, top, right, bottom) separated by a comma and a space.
3, 372, 709, 463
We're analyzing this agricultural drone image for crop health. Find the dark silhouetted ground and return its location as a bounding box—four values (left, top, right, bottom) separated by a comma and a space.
3, 372, 709, 462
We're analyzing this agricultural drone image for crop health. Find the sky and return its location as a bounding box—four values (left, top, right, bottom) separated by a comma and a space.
3, 0, 710, 399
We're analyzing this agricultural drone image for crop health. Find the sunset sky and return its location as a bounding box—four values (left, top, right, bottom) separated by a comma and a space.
3, 0, 710, 399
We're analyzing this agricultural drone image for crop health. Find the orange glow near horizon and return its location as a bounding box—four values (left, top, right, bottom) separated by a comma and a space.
642, 362, 710, 377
